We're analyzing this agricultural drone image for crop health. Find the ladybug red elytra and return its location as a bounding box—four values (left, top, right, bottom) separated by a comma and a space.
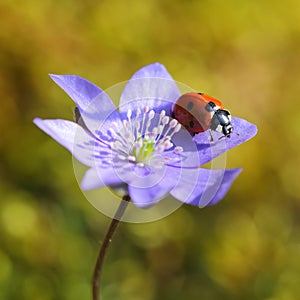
171, 92, 233, 139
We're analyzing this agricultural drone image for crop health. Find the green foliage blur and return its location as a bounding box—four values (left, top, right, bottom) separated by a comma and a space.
1, 0, 300, 299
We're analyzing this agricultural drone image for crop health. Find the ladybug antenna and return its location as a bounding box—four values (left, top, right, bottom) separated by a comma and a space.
218, 135, 227, 141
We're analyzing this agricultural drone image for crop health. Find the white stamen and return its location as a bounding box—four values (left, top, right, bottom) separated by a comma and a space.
164, 140, 173, 150
123, 120, 128, 128
126, 109, 133, 132
111, 141, 122, 149
174, 123, 181, 133
117, 154, 127, 160
156, 144, 165, 152
139, 106, 149, 137
162, 116, 169, 125
127, 109, 132, 119
152, 127, 158, 135
174, 146, 183, 153
157, 125, 163, 134
169, 123, 182, 138
135, 142, 142, 151
148, 109, 155, 120
128, 155, 136, 162
169, 119, 178, 128
103, 108, 184, 167
108, 128, 117, 138
163, 119, 178, 138
112, 121, 120, 130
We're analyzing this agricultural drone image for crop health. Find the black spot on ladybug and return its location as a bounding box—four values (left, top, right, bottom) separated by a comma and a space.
189, 120, 194, 128
187, 102, 194, 111
197, 92, 204, 95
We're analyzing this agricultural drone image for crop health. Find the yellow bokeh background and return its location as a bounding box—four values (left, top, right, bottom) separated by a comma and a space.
1, 0, 300, 299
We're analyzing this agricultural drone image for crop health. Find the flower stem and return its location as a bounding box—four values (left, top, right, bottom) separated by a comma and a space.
92, 195, 131, 300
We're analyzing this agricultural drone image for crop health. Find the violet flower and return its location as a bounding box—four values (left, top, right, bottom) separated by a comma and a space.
34, 63, 257, 300
34, 63, 257, 209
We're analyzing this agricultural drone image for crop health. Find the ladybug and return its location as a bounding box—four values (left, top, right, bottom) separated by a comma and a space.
171, 92, 233, 139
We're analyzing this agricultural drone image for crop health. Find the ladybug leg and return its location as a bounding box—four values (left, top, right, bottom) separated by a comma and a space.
209, 129, 214, 142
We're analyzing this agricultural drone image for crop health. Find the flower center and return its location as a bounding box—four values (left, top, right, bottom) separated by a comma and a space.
109, 107, 183, 167
133, 136, 155, 163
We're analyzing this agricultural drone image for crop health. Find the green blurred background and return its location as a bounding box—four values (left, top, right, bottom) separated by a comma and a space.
1, 0, 300, 299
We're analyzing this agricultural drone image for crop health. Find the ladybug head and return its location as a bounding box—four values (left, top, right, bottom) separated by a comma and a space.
214, 109, 233, 138
222, 122, 233, 137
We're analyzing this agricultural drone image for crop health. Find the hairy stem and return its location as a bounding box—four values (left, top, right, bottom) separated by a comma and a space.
92, 195, 131, 300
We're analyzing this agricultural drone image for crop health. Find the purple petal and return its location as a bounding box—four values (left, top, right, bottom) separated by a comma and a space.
206, 169, 242, 206
50, 74, 120, 136
81, 167, 125, 190
33, 118, 106, 167
163, 126, 202, 168
128, 166, 180, 208
170, 167, 242, 207
193, 117, 258, 165
119, 63, 181, 115
49, 74, 102, 109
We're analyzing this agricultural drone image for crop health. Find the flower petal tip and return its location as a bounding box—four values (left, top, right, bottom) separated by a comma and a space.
33, 117, 43, 127
134, 62, 172, 79
48, 73, 64, 82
